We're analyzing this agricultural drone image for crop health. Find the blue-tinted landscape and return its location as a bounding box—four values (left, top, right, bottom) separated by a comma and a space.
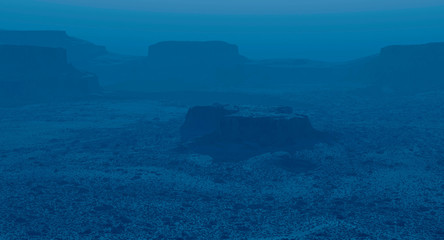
0, 1, 443, 239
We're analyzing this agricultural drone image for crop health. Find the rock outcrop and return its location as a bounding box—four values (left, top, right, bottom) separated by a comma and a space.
180, 104, 323, 160
181, 104, 237, 141
0, 45, 99, 104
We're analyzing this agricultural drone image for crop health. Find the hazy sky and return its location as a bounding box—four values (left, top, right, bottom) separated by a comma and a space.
40, 0, 444, 14
2, 0, 444, 60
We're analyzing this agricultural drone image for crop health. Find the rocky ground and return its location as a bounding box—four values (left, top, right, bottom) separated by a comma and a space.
0, 89, 443, 239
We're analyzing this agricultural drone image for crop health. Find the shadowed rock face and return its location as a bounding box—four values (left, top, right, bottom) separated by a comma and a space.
180, 104, 237, 141
180, 104, 323, 161
218, 113, 316, 147
0, 45, 99, 104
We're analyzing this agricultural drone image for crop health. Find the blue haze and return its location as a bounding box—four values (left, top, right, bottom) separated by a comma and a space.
0, 1, 444, 239
1, 1, 444, 60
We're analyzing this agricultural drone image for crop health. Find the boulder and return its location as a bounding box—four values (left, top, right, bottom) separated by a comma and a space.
180, 104, 323, 160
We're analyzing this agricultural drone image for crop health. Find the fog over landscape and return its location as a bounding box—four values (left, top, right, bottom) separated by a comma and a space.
0, 0, 444, 239
3, 0, 444, 60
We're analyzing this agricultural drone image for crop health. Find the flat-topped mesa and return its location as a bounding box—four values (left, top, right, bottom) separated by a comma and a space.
181, 104, 322, 160
0, 30, 107, 66
0, 45, 99, 104
145, 41, 247, 90
349, 42, 444, 93
377, 42, 444, 92
148, 41, 246, 66
380, 42, 444, 60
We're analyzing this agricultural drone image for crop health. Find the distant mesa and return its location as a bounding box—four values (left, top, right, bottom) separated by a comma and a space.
180, 104, 324, 161
380, 42, 444, 60
4, 30, 442, 94
141, 41, 248, 90
148, 41, 247, 66
0, 30, 107, 67
348, 42, 444, 93
0, 45, 100, 104
378, 42, 444, 91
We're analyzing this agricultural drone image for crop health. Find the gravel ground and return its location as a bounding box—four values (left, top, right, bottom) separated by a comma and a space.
0, 90, 443, 239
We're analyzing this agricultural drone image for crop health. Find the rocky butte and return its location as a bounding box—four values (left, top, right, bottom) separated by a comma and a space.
180, 104, 324, 161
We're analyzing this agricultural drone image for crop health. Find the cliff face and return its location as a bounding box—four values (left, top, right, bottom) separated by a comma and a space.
180, 104, 236, 141
180, 104, 323, 160
0, 45, 99, 104
0, 30, 107, 67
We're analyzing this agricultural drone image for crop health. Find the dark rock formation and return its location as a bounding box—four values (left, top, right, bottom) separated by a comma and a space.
180, 104, 323, 161
181, 104, 237, 141
0, 30, 107, 67
0, 45, 99, 104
